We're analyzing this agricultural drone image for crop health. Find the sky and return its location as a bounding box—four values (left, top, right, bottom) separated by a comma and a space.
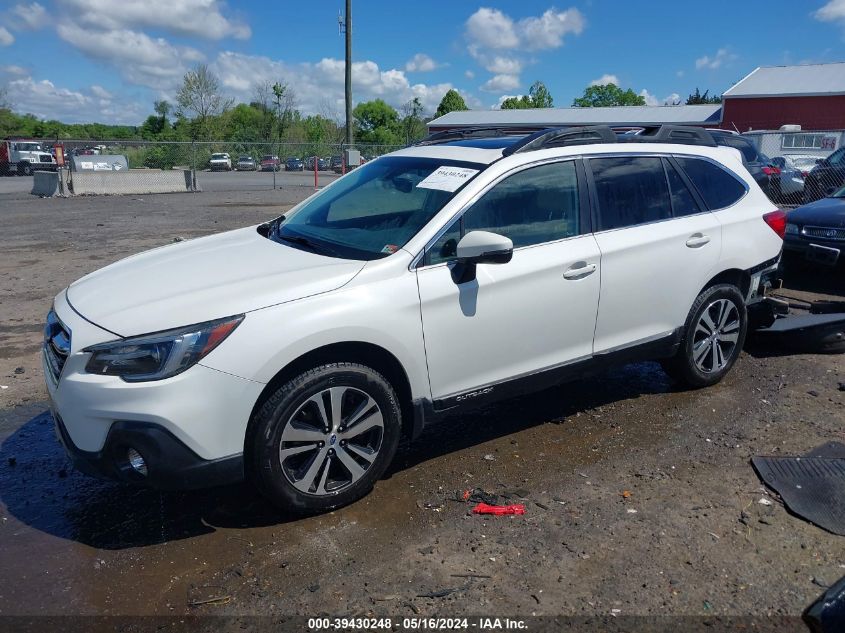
1, 0, 844, 125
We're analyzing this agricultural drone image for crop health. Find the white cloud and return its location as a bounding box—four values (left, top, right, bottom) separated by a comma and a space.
639, 89, 681, 106
590, 73, 619, 86
212, 52, 460, 117
0, 27, 15, 46
815, 0, 845, 24
466, 8, 520, 49
485, 55, 523, 75
518, 8, 585, 51
9, 3, 48, 30
55, 0, 250, 40
695, 47, 737, 70
481, 73, 520, 92
465, 6, 584, 51
466, 7, 584, 103
57, 21, 204, 90
676, 70, 685, 78
90, 84, 112, 100
464, 70, 475, 79
405, 53, 439, 73
8, 76, 145, 124
1, 64, 28, 76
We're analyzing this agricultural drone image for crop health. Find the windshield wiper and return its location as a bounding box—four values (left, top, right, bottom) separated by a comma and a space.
276, 233, 338, 256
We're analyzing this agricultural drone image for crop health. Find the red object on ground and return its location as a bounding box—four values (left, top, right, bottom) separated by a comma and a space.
472, 502, 526, 516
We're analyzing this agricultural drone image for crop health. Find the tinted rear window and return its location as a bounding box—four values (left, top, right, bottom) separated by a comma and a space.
664, 159, 702, 217
676, 157, 746, 210
591, 156, 672, 231
715, 136, 758, 163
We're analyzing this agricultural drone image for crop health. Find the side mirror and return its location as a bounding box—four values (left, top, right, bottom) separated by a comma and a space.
450, 231, 513, 284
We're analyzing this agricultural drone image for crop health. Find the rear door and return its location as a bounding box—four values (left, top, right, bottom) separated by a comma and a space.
588, 155, 722, 353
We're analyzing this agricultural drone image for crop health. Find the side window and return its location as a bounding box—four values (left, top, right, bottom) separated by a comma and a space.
427, 161, 580, 264
590, 156, 672, 231
676, 157, 746, 210
829, 149, 845, 166
664, 159, 702, 217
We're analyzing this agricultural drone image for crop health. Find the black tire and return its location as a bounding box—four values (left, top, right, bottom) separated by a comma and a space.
20, 163, 33, 176
661, 284, 748, 388
247, 362, 402, 514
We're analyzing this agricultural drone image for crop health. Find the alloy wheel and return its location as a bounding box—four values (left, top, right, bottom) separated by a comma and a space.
692, 298, 741, 374
279, 386, 384, 495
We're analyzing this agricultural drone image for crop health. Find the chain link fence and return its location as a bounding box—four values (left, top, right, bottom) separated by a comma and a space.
740, 125, 845, 204
11, 140, 406, 193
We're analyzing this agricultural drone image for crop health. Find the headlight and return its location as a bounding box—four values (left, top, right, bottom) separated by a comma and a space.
84, 315, 243, 382
785, 223, 799, 235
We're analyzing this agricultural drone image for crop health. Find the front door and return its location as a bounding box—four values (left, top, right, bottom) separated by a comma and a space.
416, 160, 601, 402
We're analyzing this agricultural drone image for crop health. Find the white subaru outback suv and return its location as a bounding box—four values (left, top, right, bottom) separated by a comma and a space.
44, 125, 785, 513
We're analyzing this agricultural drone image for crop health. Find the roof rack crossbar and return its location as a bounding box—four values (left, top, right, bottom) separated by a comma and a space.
623, 125, 717, 147
414, 127, 523, 146
502, 125, 617, 156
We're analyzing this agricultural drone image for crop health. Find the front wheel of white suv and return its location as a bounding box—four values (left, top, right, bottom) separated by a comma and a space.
248, 362, 402, 514
661, 284, 748, 388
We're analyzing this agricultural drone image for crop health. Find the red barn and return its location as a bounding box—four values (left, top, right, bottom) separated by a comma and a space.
721, 62, 845, 132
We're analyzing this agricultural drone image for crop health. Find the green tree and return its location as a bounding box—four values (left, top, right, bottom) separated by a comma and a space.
572, 83, 646, 107
685, 88, 722, 105
353, 99, 401, 144
434, 89, 468, 118
401, 97, 426, 144
176, 64, 233, 139
501, 81, 554, 109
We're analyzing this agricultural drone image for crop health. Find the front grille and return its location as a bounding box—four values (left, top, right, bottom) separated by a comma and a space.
38, 154, 52, 163
802, 226, 845, 242
44, 310, 71, 383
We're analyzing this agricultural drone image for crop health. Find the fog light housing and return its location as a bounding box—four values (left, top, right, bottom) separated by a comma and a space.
126, 448, 148, 476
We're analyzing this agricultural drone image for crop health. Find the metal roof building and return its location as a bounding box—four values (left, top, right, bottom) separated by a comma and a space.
721, 62, 845, 132
427, 104, 722, 133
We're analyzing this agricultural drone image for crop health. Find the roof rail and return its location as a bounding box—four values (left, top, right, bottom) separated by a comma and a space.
624, 125, 717, 147
414, 127, 522, 146
502, 125, 617, 156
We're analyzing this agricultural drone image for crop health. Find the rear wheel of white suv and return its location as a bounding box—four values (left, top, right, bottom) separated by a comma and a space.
248, 363, 401, 514
661, 284, 748, 388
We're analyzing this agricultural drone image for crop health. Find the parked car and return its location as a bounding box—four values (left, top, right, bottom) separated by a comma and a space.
44, 125, 784, 513
209, 153, 232, 171
783, 154, 822, 177
769, 156, 806, 202
784, 184, 845, 266
236, 156, 257, 171
708, 130, 776, 200
285, 157, 304, 171
260, 155, 281, 172
330, 155, 343, 173
802, 147, 845, 203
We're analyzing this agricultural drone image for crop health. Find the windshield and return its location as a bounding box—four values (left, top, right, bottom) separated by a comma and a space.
211, 154, 227, 159
17, 143, 42, 152
269, 156, 484, 260
831, 185, 845, 198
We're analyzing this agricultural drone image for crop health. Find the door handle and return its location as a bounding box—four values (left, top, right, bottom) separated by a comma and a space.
686, 233, 711, 248
563, 262, 597, 280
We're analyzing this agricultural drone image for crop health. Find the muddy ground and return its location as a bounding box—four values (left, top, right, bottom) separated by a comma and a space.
0, 187, 843, 627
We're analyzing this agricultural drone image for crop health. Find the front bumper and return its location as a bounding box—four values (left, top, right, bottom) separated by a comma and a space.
52, 413, 244, 489
784, 235, 842, 264
44, 292, 265, 489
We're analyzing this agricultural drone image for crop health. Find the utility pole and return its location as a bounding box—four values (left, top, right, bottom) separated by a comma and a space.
344, 0, 353, 147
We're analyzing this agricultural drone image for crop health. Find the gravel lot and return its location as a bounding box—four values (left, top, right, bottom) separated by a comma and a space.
0, 187, 842, 628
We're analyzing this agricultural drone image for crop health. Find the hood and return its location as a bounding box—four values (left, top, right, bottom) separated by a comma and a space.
67, 227, 365, 336
788, 197, 845, 228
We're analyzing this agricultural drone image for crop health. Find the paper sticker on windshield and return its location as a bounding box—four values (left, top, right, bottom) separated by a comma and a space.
417, 166, 479, 192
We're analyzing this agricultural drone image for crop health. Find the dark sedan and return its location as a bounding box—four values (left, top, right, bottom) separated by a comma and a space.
803, 147, 845, 203
285, 157, 304, 171
784, 186, 845, 266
